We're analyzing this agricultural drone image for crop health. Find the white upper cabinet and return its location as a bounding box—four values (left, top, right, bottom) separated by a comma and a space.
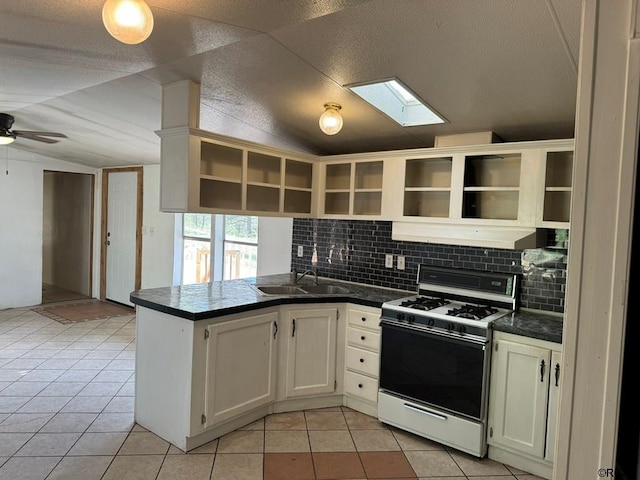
402, 156, 453, 218
318, 159, 388, 218
158, 128, 317, 217
537, 149, 574, 228
158, 127, 573, 230
394, 140, 574, 227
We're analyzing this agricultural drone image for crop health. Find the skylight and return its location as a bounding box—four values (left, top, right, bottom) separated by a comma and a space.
347, 79, 445, 127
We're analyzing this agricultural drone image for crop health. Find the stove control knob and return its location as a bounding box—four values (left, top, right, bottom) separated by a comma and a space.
446, 322, 454, 332
407, 315, 415, 323
428, 318, 435, 327
457, 325, 466, 335
396, 312, 405, 321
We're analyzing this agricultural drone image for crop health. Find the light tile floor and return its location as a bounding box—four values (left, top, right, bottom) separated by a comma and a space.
0, 304, 546, 480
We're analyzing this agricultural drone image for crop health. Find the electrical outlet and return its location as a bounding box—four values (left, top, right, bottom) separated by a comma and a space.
297, 245, 304, 257
385, 254, 393, 268
397, 256, 405, 270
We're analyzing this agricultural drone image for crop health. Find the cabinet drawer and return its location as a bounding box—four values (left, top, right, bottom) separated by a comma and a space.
348, 308, 380, 331
346, 327, 380, 352
344, 370, 378, 403
346, 346, 379, 377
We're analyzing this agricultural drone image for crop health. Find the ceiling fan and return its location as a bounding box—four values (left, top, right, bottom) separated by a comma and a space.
0, 113, 67, 145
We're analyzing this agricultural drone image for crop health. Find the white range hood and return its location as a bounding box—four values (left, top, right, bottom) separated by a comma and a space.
392, 222, 545, 250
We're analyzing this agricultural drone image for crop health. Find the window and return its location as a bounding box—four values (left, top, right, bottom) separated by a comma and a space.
181, 214, 258, 284
223, 215, 258, 280
182, 214, 212, 284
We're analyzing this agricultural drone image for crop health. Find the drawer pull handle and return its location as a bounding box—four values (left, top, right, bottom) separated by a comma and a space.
403, 403, 447, 421
359, 358, 364, 363
361, 336, 366, 340
361, 317, 366, 322
358, 384, 363, 388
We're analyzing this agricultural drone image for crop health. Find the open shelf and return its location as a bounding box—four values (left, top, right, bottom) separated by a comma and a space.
355, 161, 383, 189
247, 152, 281, 185
464, 154, 521, 188
200, 142, 243, 181
285, 160, 313, 189
200, 178, 242, 210
325, 163, 351, 190
543, 191, 571, 223
542, 151, 573, 224
403, 191, 450, 217
463, 191, 519, 220
354, 191, 382, 215
325, 192, 350, 215
405, 157, 452, 188
247, 184, 280, 212
545, 151, 573, 188
284, 189, 312, 214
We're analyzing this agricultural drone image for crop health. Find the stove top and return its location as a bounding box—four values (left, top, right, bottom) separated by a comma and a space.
383, 295, 510, 325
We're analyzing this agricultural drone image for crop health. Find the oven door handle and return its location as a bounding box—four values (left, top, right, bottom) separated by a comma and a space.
380, 318, 487, 347
403, 403, 448, 421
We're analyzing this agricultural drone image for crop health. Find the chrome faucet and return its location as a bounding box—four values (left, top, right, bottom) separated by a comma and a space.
292, 244, 319, 284
291, 267, 318, 285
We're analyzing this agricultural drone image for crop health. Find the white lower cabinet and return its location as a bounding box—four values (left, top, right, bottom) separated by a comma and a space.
203, 311, 278, 428
487, 331, 562, 480
280, 307, 338, 399
343, 305, 381, 416
135, 302, 354, 452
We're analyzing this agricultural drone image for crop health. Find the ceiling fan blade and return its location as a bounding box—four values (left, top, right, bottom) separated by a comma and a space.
14, 130, 67, 144
13, 130, 66, 138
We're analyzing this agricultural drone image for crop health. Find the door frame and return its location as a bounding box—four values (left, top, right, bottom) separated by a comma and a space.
100, 167, 143, 300
43, 170, 96, 298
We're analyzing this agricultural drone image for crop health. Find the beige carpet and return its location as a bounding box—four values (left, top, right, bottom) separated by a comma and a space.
33, 300, 134, 324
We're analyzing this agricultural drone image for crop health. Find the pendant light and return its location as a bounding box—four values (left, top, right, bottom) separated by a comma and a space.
102, 0, 154, 45
319, 103, 343, 135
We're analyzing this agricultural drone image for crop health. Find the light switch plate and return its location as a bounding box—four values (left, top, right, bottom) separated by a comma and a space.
385, 254, 393, 268
297, 246, 304, 257
397, 256, 405, 270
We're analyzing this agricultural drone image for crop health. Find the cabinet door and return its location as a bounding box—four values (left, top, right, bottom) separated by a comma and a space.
284, 307, 338, 398
488, 338, 551, 457
203, 312, 277, 428
545, 350, 562, 463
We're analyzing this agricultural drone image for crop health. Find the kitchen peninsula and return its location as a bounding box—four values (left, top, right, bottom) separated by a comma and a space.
129, 274, 410, 451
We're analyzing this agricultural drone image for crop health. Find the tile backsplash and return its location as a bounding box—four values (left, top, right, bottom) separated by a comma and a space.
291, 219, 567, 314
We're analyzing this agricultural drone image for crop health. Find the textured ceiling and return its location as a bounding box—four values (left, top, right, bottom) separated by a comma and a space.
0, 0, 582, 168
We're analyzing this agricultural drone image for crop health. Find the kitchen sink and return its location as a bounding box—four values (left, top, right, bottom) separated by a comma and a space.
299, 284, 351, 294
255, 285, 306, 295
252, 283, 351, 296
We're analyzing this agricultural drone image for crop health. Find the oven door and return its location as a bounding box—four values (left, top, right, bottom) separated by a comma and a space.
379, 319, 490, 421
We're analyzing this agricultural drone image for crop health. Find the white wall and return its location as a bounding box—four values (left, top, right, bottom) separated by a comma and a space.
257, 217, 292, 276
141, 165, 175, 289
0, 149, 97, 309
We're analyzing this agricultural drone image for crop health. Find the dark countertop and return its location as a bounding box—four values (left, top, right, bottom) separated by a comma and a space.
130, 274, 413, 321
492, 309, 563, 344
131, 275, 564, 343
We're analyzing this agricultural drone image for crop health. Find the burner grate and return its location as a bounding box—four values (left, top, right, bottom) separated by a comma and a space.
399, 296, 449, 311
446, 304, 499, 320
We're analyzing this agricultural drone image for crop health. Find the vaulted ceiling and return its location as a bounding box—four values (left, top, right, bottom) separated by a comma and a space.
0, 0, 581, 168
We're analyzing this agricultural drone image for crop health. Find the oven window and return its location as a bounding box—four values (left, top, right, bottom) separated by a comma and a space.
379, 323, 486, 420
